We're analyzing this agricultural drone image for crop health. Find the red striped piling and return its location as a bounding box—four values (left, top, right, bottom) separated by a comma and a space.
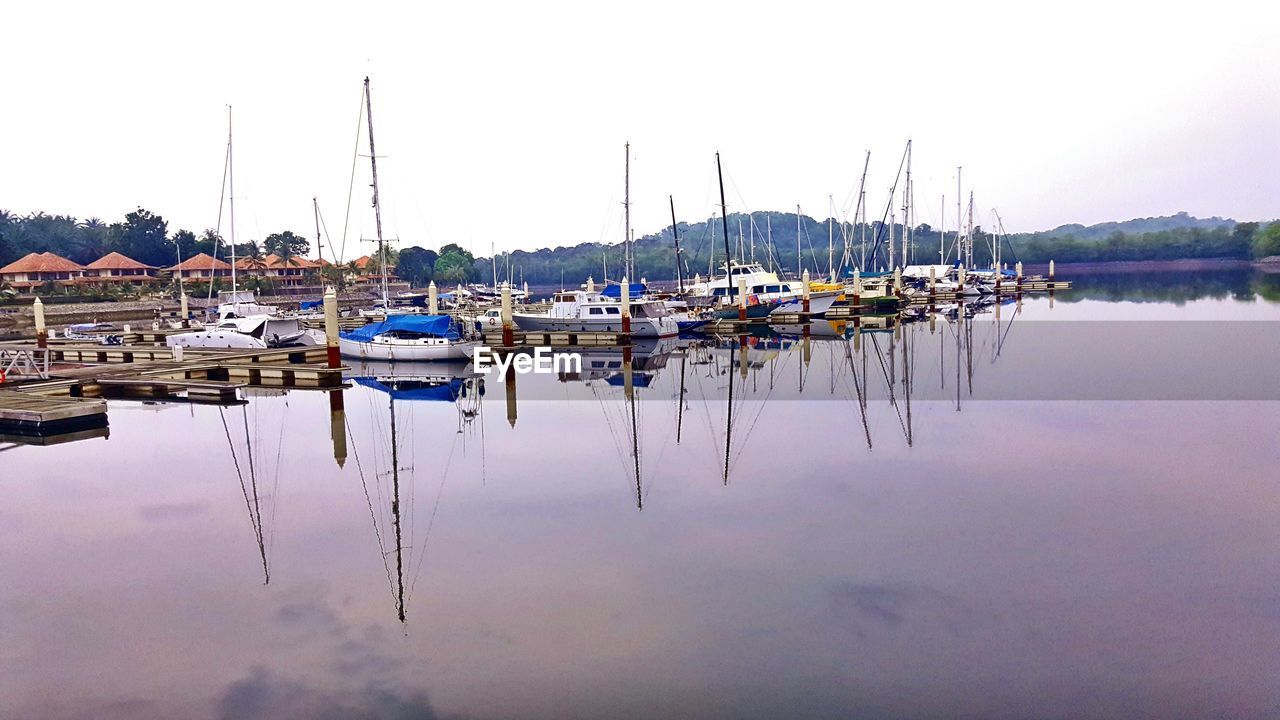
323, 286, 340, 368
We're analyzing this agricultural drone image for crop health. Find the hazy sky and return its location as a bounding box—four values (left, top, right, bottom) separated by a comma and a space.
2, 1, 1276, 260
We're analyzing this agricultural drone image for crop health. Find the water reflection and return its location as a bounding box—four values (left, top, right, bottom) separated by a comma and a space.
2, 271, 1280, 719
343, 362, 484, 625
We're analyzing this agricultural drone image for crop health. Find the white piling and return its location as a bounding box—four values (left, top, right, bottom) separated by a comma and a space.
323, 286, 340, 368
620, 275, 631, 334
500, 282, 513, 346
428, 281, 438, 315
33, 297, 47, 348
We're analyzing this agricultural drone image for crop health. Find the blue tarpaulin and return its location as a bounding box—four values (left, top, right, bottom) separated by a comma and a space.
340, 314, 461, 342
300, 300, 322, 310
353, 376, 464, 402
600, 282, 647, 298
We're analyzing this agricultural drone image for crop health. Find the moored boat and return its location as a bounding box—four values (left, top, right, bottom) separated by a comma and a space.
339, 314, 478, 361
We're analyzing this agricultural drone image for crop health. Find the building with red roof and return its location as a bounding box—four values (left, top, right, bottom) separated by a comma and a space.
82, 252, 157, 284
169, 252, 232, 280
0, 252, 86, 293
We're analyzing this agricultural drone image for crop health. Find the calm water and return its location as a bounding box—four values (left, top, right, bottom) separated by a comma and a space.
3, 269, 1280, 720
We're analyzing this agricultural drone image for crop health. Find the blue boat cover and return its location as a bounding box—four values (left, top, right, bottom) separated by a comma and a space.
340, 314, 461, 342
300, 300, 322, 310
600, 282, 647, 298
353, 376, 464, 402
605, 373, 654, 388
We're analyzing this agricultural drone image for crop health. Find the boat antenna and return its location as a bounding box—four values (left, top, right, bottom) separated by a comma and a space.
669, 195, 684, 293
363, 76, 389, 306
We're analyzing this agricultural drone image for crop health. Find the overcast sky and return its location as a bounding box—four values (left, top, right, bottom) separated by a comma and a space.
2, 0, 1276, 260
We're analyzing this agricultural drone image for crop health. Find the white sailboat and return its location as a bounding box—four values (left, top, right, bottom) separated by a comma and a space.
168, 108, 322, 350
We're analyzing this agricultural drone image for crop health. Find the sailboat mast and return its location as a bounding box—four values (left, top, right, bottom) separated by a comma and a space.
389, 397, 405, 623
228, 107, 237, 295
903, 140, 912, 265
956, 167, 963, 268
940, 194, 946, 263
796, 204, 802, 278
827, 195, 835, 282
363, 77, 388, 305
715, 153, 732, 279
624, 142, 632, 280
313, 197, 323, 262
669, 195, 684, 293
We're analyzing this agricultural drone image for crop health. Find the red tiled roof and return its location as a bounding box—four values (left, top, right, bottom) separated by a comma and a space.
170, 252, 232, 271
0, 252, 85, 274
86, 251, 155, 271
235, 253, 318, 270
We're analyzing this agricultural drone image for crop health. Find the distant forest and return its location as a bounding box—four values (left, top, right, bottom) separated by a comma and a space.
3, 208, 1278, 290
472, 211, 1279, 285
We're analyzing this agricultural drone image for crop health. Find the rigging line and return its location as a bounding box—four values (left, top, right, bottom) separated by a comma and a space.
406, 430, 460, 604
727, 346, 788, 474
868, 334, 909, 441
347, 414, 395, 593
842, 341, 874, 451
339, 84, 366, 265
593, 383, 636, 492
208, 126, 232, 303
240, 407, 268, 580
219, 407, 259, 542
267, 397, 288, 555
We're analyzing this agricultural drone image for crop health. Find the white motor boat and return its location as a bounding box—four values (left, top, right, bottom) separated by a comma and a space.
685, 262, 841, 316
339, 314, 479, 362
513, 290, 679, 337
166, 314, 323, 349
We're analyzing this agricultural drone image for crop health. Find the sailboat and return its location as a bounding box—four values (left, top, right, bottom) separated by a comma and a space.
168, 108, 321, 350
338, 78, 478, 360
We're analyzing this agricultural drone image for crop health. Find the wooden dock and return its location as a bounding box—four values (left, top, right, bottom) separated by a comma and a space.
0, 389, 108, 436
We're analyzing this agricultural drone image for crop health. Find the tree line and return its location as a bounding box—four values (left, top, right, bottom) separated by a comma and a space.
4, 208, 1277, 291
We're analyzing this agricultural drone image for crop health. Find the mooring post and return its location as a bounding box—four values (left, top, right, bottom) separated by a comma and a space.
737, 276, 747, 322
522, 281, 529, 304
428, 281, 438, 315
180, 292, 189, 327
1049, 259, 1056, 283
893, 267, 902, 298
958, 266, 967, 293
33, 297, 47, 349
852, 270, 861, 314
929, 265, 937, 302
501, 282, 514, 347
801, 269, 811, 314
620, 276, 631, 335
1016, 261, 1024, 292
586, 276, 595, 293
329, 388, 347, 469
323, 286, 340, 368
505, 365, 518, 428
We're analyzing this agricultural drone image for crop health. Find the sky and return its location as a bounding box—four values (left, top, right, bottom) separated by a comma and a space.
2, 0, 1277, 261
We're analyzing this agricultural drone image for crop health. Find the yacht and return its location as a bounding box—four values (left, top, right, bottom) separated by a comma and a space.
685, 262, 841, 317
339, 314, 479, 362
513, 290, 679, 337
167, 314, 322, 350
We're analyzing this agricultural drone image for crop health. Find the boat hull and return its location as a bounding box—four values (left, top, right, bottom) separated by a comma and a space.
512, 314, 679, 338
339, 337, 478, 361
771, 291, 841, 317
